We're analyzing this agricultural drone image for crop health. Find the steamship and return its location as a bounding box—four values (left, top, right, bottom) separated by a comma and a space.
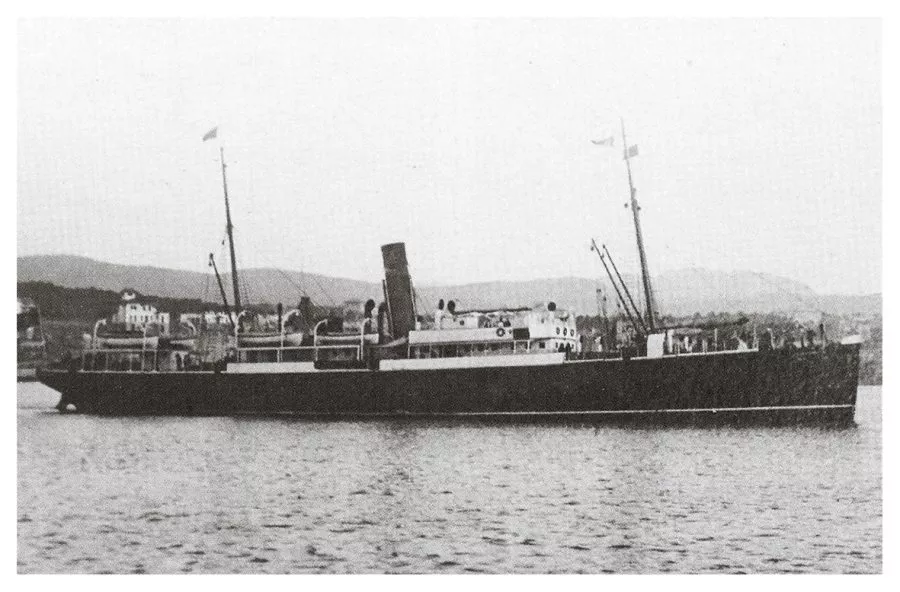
36, 131, 861, 424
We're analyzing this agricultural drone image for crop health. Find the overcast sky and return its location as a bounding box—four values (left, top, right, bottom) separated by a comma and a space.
18, 19, 881, 295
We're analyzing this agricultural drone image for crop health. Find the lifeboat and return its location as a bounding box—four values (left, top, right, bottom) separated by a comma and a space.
94, 333, 159, 349
236, 308, 308, 348
237, 331, 305, 347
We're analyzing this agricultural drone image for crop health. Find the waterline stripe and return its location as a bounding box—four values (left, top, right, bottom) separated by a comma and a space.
433, 404, 854, 416
234, 404, 853, 417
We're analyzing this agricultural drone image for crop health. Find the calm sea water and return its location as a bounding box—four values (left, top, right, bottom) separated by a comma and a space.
17, 383, 881, 574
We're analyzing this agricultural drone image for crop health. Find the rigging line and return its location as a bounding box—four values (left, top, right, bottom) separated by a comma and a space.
608, 245, 645, 317
406, 262, 428, 318
272, 266, 310, 300
413, 288, 428, 319
237, 228, 314, 305
274, 242, 338, 308
201, 260, 211, 308
197, 235, 226, 312
239, 261, 252, 306
307, 269, 337, 308
198, 255, 214, 356
290, 251, 338, 307
218, 212, 335, 310
243, 237, 311, 301
227, 226, 252, 308
632, 273, 645, 320
215, 231, 230, 309
196, 248, 212, 305
654, 289, 669, 320
240, 277, 251, 309
217, 223, 250, 309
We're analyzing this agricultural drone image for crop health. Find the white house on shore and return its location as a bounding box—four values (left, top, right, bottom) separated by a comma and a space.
180, 310, 238, 328
112, 289, 171, 333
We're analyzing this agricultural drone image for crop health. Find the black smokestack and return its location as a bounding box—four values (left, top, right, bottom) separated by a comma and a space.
298, 296, 313, 332
381, 242, 416, 340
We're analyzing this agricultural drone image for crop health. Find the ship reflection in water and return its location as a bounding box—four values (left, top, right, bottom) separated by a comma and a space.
17, 383, 881, 574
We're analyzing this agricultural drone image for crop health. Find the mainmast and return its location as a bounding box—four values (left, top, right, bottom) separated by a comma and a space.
620, 118, 657, 331
220, 147, 242, 312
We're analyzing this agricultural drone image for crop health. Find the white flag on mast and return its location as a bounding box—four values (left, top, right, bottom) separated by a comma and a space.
625, 144, 639, 159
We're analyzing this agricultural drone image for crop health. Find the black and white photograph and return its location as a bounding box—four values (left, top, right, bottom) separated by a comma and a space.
15, 15, 884, 575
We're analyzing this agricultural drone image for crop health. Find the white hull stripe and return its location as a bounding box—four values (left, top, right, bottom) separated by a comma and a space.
381, 352, 565, 370
228, 404, 853, 417
426, 404, 854, 416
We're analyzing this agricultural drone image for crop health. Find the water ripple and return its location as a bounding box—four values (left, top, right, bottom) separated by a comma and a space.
17, 384, 882, 573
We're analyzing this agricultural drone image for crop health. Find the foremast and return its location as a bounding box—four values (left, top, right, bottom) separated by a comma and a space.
219, 147, 242, 312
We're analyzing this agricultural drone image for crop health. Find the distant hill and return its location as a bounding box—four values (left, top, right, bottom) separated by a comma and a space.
17, 254, 881, 317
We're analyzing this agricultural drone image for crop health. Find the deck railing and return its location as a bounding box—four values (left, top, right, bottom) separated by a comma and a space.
235, 344, 362, 364
80, 343, 365, 371
81, 348, 161, 372
409, 339, 534, 359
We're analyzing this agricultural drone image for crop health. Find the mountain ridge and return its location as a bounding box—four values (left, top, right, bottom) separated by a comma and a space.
17, 254, 881, 317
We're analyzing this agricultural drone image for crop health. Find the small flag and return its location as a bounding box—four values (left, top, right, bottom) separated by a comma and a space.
202, 126, 218, 142
591, 136, 615, 147
625, 144, 639, 160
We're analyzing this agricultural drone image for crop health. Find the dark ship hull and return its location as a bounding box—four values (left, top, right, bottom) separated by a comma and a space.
37, 343, 860, 425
